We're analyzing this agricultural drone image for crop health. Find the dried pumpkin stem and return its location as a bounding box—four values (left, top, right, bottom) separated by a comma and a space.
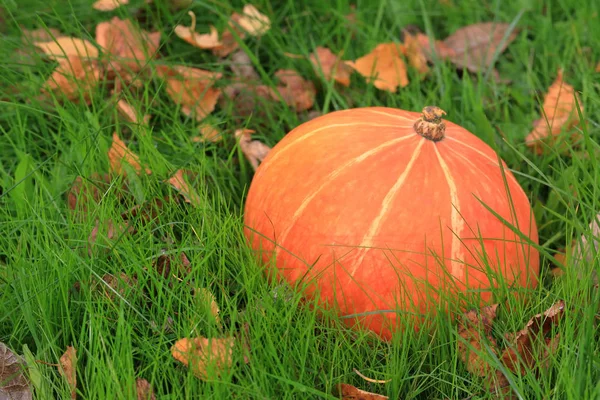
413, 106, 447, 142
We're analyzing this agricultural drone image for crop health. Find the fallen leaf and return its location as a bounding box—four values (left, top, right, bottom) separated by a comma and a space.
230, 49, 259, 80
108, 132, 152, 176
88, 218, 135, 255
442, 22, 518, 73
135, 378, 156, 400
42, 56, 101, 104
195, 288, 221, 327
212, 13, 246, 58
571, 212, 600, 284
117, 99, 150, 125
35, 37, 99, 60
93, 0, 128, 11
457, 304, 500, 379
58, 346, 76, 399
171, 337, 236, 380
21, 27, 62, 42
153, 250, 191, 280
274, 69, 316, 111
596, 62, 600, 73
174, 12, 222, 49
67, 173, 111, 213
236, 4, 270, 37
92, 273, 137, 301
95, 17, 161, 71
121, 196, 173, 225
412, 31, 456, 61
220, 82, 277, 118
309, 47, 352, 86
336, 383, 389, 400
525, 69, 583, 154
158, 65, 222, 122
0, 342, 32, 400
499, 300, 565, 375
235, 129, 271, 170
167, 169, 202, 206
346, 43, 409, 92
403, 31, 429, 75
192, 125, 223, 143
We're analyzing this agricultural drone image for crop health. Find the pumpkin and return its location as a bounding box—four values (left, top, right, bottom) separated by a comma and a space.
243, 106, 539, 340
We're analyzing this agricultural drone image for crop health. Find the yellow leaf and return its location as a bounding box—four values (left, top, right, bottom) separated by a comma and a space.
237, 4, 270, 37
171, 337, 235, 380
108, 132, 152, 176
346, 43, 409, 92
58, 346, 77, 399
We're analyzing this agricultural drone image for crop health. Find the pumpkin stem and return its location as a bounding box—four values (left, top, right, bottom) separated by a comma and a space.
414, 106, 447, 142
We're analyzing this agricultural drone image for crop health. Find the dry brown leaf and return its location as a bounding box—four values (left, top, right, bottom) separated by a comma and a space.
95, 17, 161, 71
213, 13, 246, 58
93, 0, 128, 11
174, 12, 222, 49
35, 37, 99, 60
236, 4, 270, 37
403, 31, 429, 75
135, 378, 156, 400
499, 300, 565, 375
336, 383, 389, 400
42, 56, 101, 104
117, 99, 150, 126
21, 27, 62, 42
596, 62, 600, 73
192, 125, 223, 143
67, 173, 111, 213
274, 69, 316, 111
221, 82, 277, 118
195, 288, 221, 327
230, 49, 259, 80
412, 32, 456, 61
88, 218, 135, 255
442, 22, 518, 72
525, 69, 583, 154
309, 47, 352, 86
346, 43, 409, 92
0, 342, 32, 400
235, 129, 271, 170
153, 250, 191, 280
58, 346, 76, 399
171, 337, 236, 380
92, 273, 137, 301
158, 65, 222, 122
108, 132, 152, 176
167, 169, 202, 206
457, 304, 500, 379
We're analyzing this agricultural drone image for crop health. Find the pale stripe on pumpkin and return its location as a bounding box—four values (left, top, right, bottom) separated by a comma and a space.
348, 138, 426, 277
445, 136, 501, 168
260, 122, 413, 174
366, 109, 414, 122
274, 134, 417, 258
434, 145, 466, 280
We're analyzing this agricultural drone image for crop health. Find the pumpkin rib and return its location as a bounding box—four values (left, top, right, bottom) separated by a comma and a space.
273, 134, 418, 259
260, 122, 413, 174
434, 145, 466, 281
348, 138, 427, 277
444, 136, 501, 167
366, 108, 414, 122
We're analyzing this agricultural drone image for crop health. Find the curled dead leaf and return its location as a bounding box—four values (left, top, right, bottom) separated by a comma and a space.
236, 4, 270, 37
0, 342, 32, 400
309, 47, 352, 86
88, 218, 136, 255
93, 0, 128, 11
42, 56, 101, 104
35, 37, 99, 60
525, 69, 583, 154
153, 250, 191, 280
274, 69, 316, 111
235, 129, 271, 170
230, 49, 259, 80
402, 31, 429, 75
346, 43, 409, 92
92, 273, 137, 301
336, 383, 388, 400
108, 132, 152, 176
457, 304, 500, 379
174, 12, 222, 49
171, 337, 236, 380
58, 346, 77, 399
192, 125, 223, 143
158, 65, 222, 122
442, 22, 518, 73
117, 99, 151, 126
95, 17, 161, 71
67, 173, 111, 214
167, 169, 202, 207
135, 378, 156, 400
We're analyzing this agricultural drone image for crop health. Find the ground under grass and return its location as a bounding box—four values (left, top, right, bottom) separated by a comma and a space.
1, 0, 600, 399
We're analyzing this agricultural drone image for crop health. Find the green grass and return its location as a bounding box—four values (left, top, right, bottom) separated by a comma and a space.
1, 0, 600, 398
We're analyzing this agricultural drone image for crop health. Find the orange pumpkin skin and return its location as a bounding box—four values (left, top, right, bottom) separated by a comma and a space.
243, 107, 539, 340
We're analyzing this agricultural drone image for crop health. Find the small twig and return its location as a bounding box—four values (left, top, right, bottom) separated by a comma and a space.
353, 368, 391, 384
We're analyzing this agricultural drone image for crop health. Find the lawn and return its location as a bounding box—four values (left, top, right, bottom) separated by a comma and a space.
1, 0, 599, 399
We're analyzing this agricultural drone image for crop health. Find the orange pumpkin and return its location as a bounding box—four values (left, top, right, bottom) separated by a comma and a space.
243, 106, 539, 340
